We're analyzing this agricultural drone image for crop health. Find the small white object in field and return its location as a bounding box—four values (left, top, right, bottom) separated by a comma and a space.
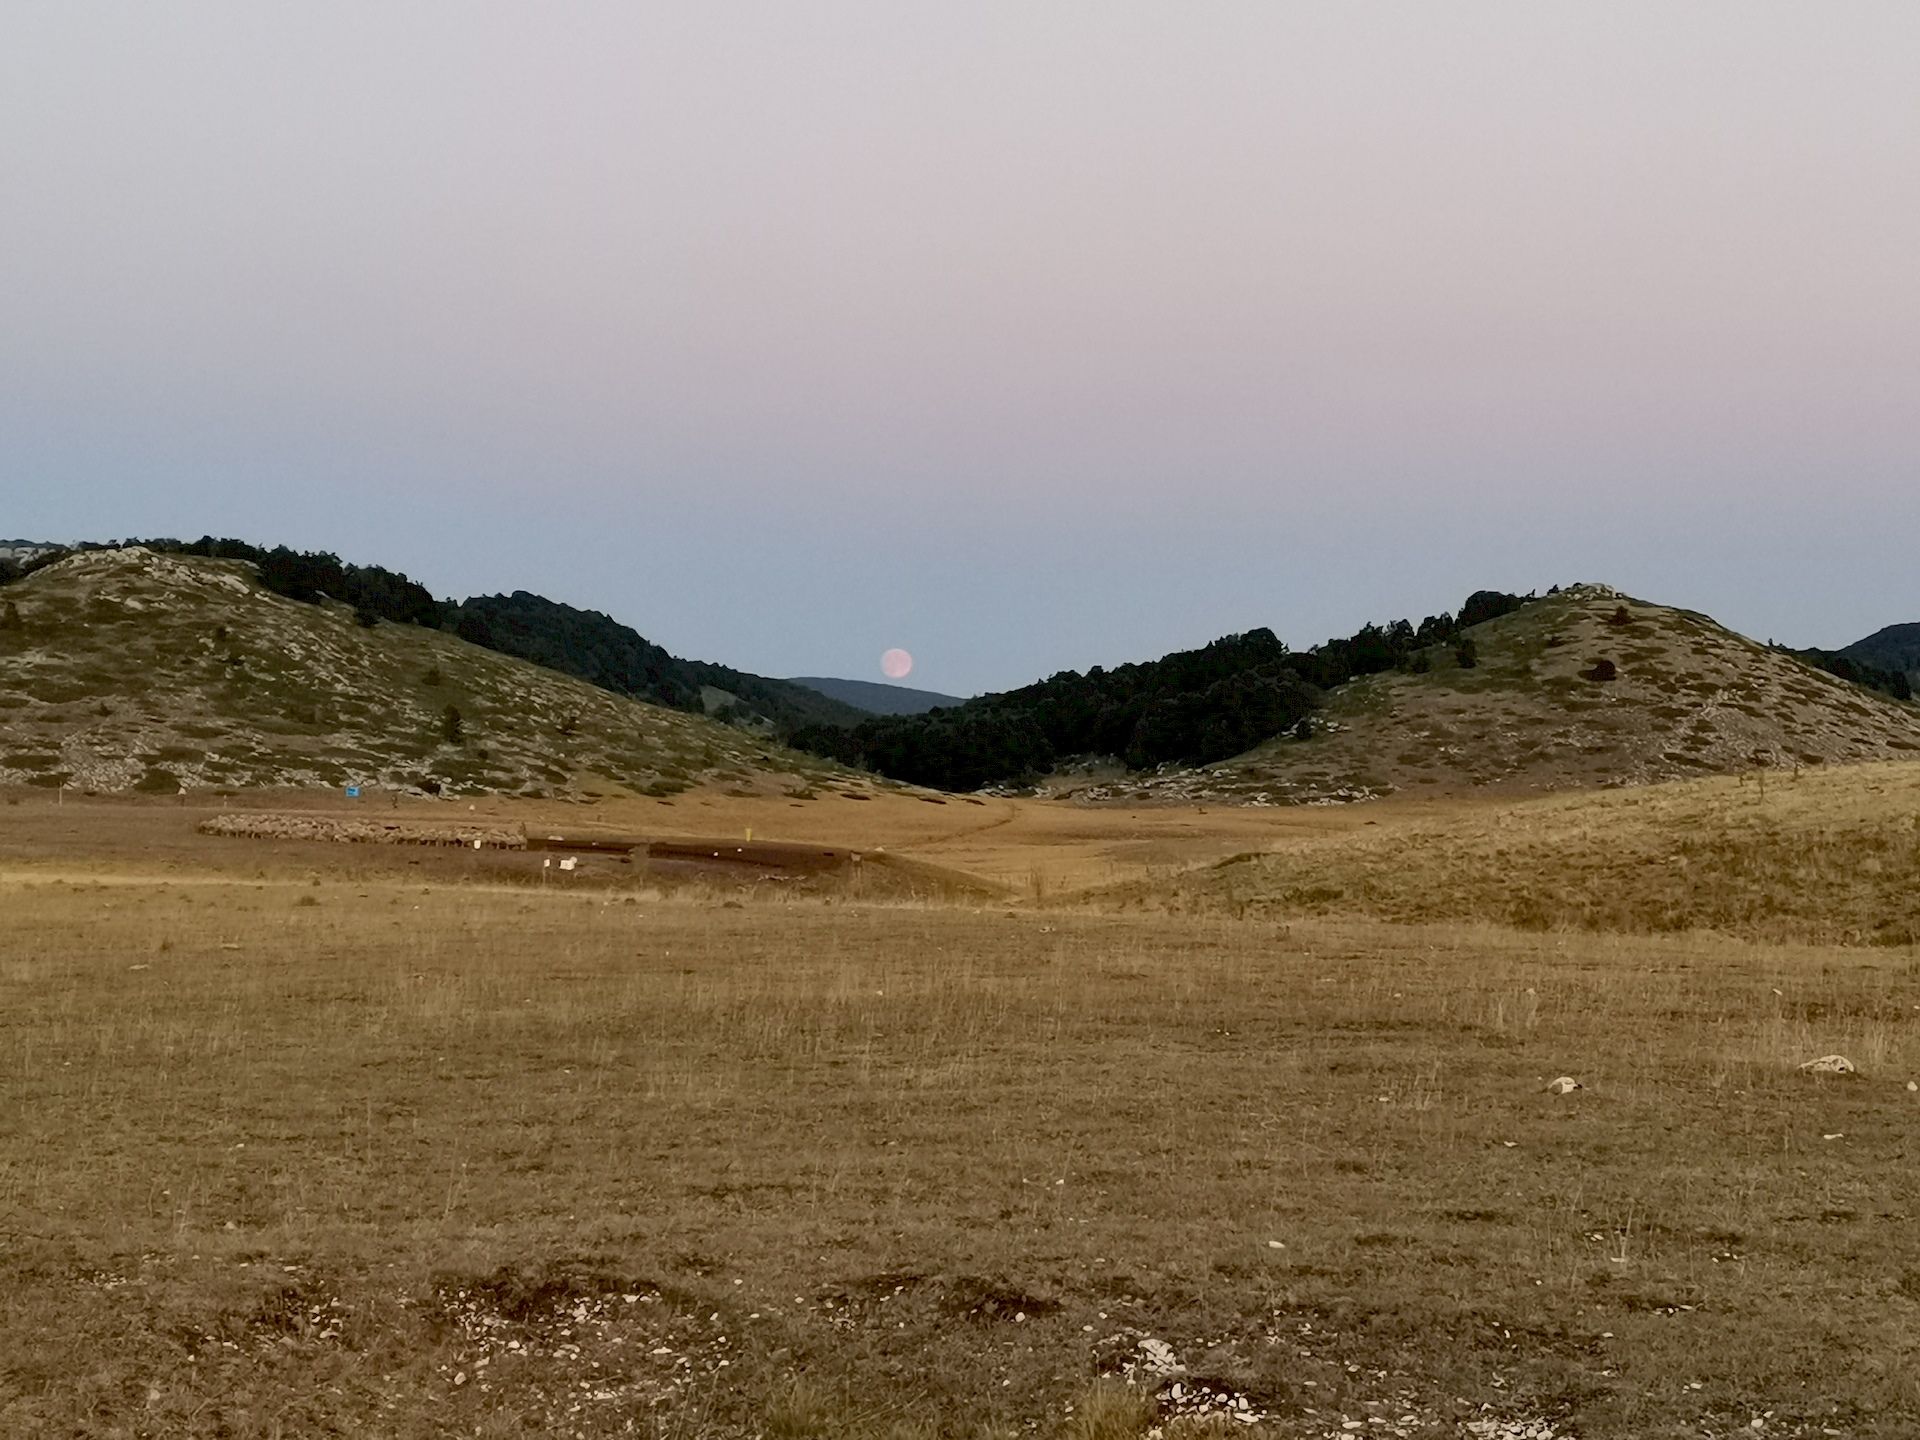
1907, 1081, 1918, 1092
1822, 1133, 1845, 1141
1547, 1076, 1584, 1094
559, 856, 577, 872
1133, 1336, 1184, 1379
1798, 1054, 1857, 1075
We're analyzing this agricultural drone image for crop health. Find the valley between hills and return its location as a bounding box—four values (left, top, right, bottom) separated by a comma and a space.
3, 544, 1915, 808
3, 542, 1919, 1439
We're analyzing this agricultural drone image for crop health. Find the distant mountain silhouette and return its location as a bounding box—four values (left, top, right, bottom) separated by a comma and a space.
787, 677, 963, 716
1841, 623, 1920, 684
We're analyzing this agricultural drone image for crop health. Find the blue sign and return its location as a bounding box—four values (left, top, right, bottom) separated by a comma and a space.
345, 786, 361, 799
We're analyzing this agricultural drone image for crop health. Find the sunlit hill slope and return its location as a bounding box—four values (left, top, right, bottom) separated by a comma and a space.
0, 548, 848, 798
1079, 585, 1920, 805
1092, 757, 1920, 947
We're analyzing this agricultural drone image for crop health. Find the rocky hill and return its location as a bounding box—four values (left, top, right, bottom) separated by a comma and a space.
0, 548, 853, 798
7, 538, 873, 736
1068, 585, 1920, 805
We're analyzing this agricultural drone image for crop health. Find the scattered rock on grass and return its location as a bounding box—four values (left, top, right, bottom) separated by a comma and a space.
1466, 1417, 1571, 1440
1546, 1076, 1584, 1095
1797, 1055, 1857, 1076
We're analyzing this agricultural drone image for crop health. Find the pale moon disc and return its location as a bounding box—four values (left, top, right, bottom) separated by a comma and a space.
880, 648, 913, 680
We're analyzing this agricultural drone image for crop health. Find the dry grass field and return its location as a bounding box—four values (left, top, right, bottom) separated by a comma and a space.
1101, 761, 1920, 948
4, 777, 1919, 1438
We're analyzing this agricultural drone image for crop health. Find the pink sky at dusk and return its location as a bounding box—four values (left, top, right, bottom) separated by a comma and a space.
3, 4, 1916, 695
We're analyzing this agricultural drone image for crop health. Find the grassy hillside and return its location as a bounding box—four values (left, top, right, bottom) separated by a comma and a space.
1092, 756, 1920, 945
1077, 584, 1920, 805
4, 538, 872, 737
0, 547, 850, 798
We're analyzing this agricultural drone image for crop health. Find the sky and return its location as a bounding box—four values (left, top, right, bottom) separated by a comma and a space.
3, 4, 1916, 697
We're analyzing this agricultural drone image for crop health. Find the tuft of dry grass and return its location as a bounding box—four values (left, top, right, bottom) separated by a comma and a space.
1059, 1382, 1157, 1439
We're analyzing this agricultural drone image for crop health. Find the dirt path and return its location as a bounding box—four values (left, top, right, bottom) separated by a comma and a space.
892, 797, 1021, 851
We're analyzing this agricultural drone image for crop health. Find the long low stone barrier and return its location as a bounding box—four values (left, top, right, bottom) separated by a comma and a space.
198, 813, 527, 849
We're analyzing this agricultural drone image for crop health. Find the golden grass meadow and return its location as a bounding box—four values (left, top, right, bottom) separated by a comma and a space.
3, 769, 1919, 1439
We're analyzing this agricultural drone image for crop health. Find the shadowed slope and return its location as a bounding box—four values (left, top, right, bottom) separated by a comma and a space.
1843, 622, 1920, 687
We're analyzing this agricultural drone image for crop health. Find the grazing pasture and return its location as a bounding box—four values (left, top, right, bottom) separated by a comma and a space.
2, 780, 1917, 1438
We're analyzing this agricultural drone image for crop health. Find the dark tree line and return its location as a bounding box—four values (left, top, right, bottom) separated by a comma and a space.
452, 591, 702, 711
447, 591, 868, 732
0, 537, 441, 627
791, 591, 1533, 791
1837, 624, 1920, 685
1782, 647, 1912, 702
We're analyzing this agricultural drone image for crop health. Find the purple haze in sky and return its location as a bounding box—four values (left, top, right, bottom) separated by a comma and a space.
3, 4, 1916, 695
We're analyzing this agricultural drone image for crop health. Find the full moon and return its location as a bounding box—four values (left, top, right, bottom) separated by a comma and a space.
880, 648, 914, 680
